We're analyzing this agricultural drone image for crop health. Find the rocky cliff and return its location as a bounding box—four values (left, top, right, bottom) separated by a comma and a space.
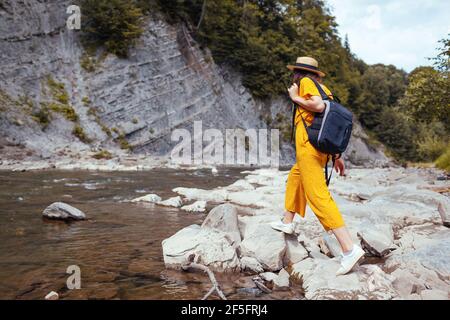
0, 0, 389, 167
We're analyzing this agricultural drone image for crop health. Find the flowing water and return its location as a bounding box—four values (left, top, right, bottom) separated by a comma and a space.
0, 168, 303, 300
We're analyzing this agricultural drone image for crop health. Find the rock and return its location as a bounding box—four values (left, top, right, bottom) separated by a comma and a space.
385, 225, 450, 293
320, 233, 342, 258
157, 196, 183, 208
240, 257, 264, 273
420, 289, 448, 300
42, 202, 86, 220
273, 268, 290, 291
292, 258, 397, 300
45, 291, 59, 300
297, 234, 330, 260
284, 237, 309, 265
131, 193, 161, 203
181, 200, 207, 213
201, 204, 241, 247
438, 200, 450, 227
162, 224, 240, 272
259, 272, 278, 282
240, 223, 286, 271
173, 187, 229, 202
357, 224, 396, 257
391, 268, 425, 298
225, 179, 255, 192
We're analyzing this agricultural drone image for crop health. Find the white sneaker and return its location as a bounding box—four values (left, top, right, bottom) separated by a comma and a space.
270, 219, 295, 235
336, 245, 365, 276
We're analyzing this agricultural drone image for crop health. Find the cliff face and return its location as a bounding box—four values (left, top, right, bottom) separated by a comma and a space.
0, 0, 388, 167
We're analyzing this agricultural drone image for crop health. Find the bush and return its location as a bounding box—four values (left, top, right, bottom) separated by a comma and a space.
435, 145, 450, 172
81, 0, 144, 58
416, 133, 448, 162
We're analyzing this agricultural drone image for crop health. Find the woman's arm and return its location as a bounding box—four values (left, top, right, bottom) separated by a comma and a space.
288, 83, 325, 113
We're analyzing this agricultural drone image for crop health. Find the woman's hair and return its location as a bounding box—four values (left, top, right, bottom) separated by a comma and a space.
293, 69, 321, 86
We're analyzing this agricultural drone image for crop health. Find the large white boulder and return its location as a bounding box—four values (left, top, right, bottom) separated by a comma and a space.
438, 200, 450, 227
42, 202, 86, 220
162, 225, 240, 272
292, 258, 397, 300
201, 204, 241, 247
131, 194, 161, 203
357, 224, 397, 257
157, 196, 183, 208
181, 200, 207, 213
284, 237, 309, 265
239, 223, 286, 271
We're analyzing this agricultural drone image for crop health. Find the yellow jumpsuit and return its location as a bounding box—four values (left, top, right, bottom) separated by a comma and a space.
284, 77, 345, 231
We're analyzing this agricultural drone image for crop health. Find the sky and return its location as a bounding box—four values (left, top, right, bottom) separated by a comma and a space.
326, 0, 450, 72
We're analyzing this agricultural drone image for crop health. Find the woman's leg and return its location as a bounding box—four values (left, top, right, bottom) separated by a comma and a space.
282, 211, 296, 224
331, 226, 354, 253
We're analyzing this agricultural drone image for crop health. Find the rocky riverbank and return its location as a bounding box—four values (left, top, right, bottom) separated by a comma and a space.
161, 167, 450, 300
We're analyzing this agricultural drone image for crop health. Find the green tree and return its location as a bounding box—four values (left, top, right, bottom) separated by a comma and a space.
81, 0, 144, 58
400, 66, 450, 133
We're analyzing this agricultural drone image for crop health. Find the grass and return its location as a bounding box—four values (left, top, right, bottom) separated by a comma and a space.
32, 106, 51, 129
92, 149, 113, 160
48, 103, 79, 122
82, 96, 91, 106
72, 125, 92, 143
80, 53, 96, 72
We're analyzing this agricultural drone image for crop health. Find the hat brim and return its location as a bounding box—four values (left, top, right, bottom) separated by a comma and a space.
287, 65, 326, 77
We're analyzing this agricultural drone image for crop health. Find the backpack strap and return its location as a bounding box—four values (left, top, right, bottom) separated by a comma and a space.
306, 77, 331, 101
291, 103, 297, 143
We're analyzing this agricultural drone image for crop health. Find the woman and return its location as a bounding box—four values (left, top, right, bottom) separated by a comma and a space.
271, 57, 365, 276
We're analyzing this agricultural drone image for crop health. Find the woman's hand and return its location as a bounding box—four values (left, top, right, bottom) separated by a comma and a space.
288, 83, 299, 101
288, 83, 325, 113
334, 158, 346, 176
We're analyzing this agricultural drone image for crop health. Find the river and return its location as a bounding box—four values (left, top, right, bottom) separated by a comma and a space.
0, 168, 303, 300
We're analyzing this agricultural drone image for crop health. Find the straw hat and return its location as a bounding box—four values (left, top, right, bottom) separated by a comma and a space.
287, 56, 326, 77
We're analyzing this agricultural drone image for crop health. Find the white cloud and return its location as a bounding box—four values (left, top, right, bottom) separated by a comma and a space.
364, 5, 382, 30
326, 0, 450, 71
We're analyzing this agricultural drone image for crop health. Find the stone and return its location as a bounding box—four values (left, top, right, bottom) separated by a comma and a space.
320, 233, 342, 258
225, 179, 255, 192
45, 291, 59, 300
284, 237, 309, 265
259, 272, 278, 282
42, 202, 86, 220
420, 289, 448, 300
162, 224, 240, 272
157, 196, 183, 208
201, 204, 241, 247
240, 257, 264, 273
438, 200, 450, 227
131, 194, 161, 203
273, 268, 290, 291
292, 258, 397, 300
390, 268, 424, 298
181, 200, 207, 213
239, 223, 286, 271
173, 187, 229, 202
357, 224, 396, 257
